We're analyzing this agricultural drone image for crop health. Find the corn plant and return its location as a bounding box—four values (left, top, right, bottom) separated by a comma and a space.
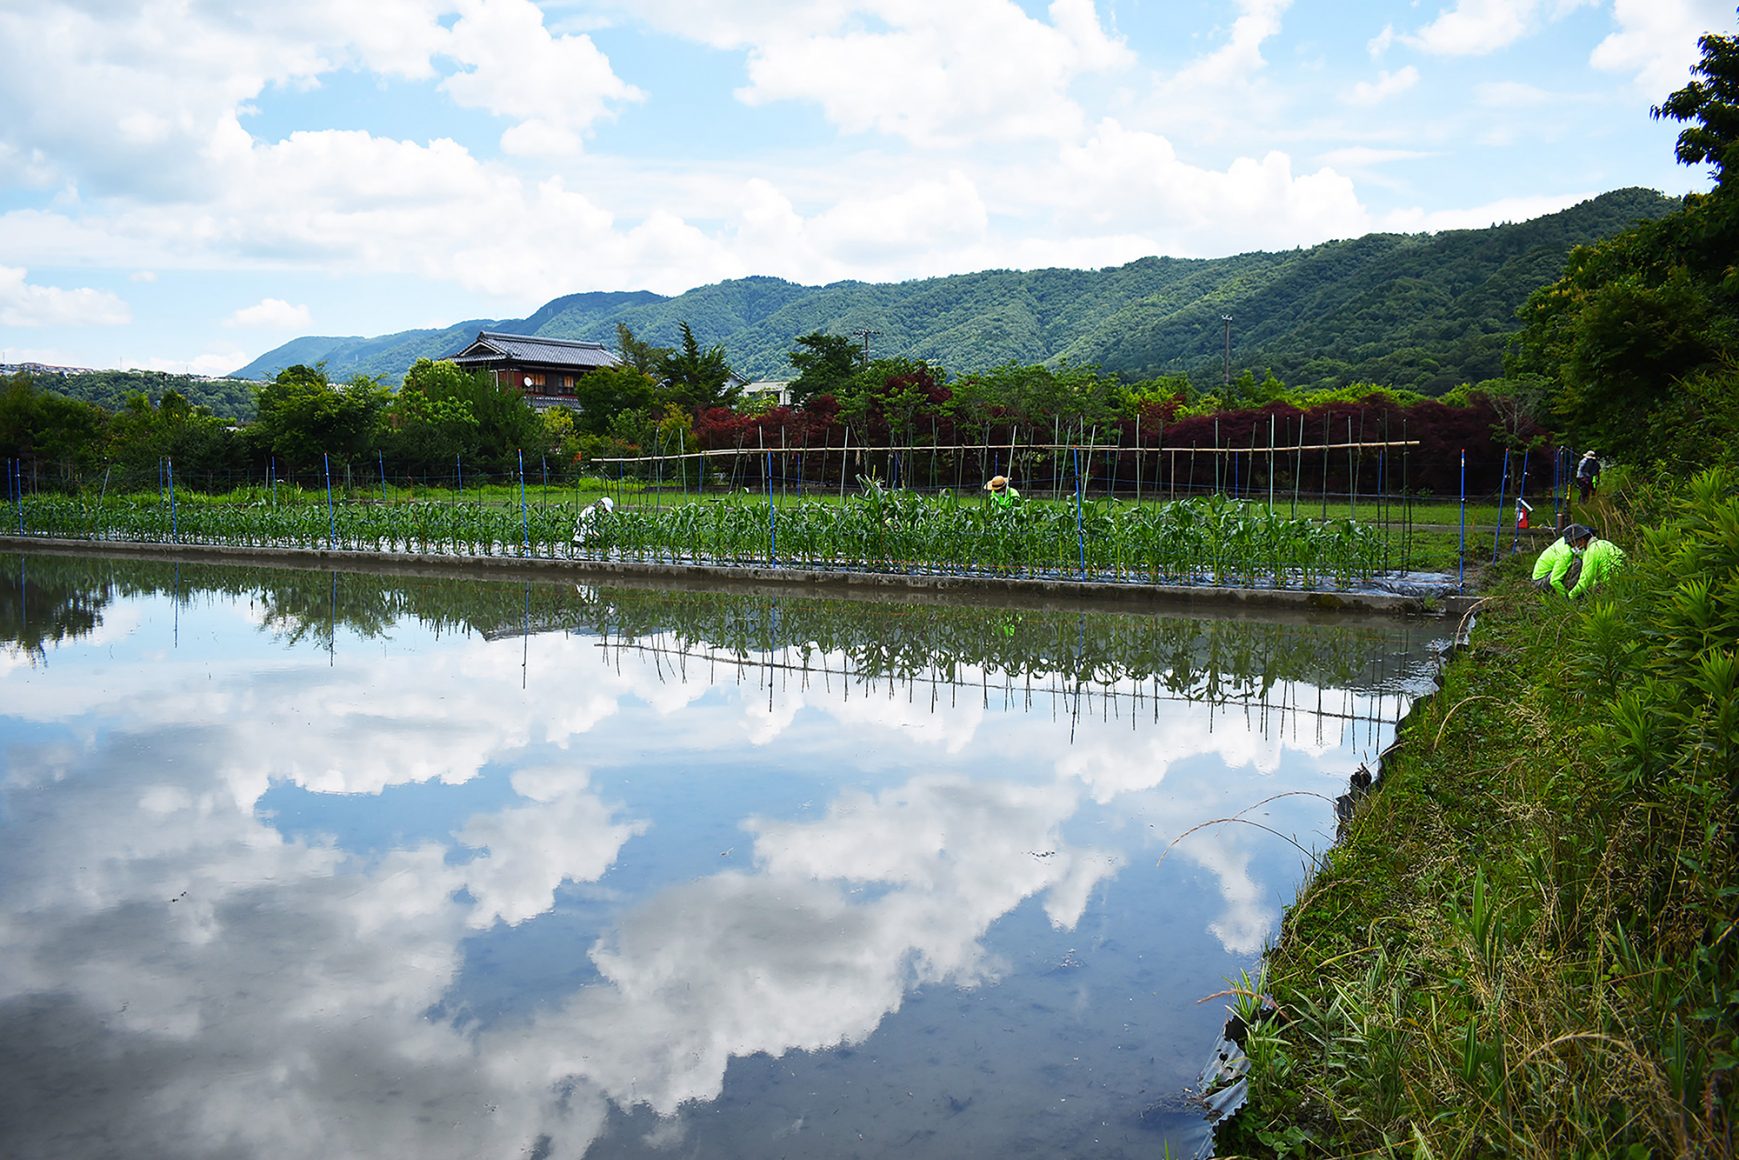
15, 486, 1396, 590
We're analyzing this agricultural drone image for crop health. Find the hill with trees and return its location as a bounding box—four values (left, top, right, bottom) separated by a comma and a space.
233, 188, 1676, 393
30, 370, 261, 421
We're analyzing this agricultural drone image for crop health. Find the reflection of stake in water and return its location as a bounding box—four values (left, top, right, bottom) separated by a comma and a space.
594, 634, 1412, 746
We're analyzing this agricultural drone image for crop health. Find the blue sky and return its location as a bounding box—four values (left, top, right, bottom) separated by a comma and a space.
1, 0, 1733, 376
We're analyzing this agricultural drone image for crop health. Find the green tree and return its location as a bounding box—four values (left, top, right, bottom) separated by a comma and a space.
387, 389, 479, 472
254, 364, 389, 473
106, 389, 239, 483
0, 373, 111, 486
835, 357, 946, 441
615, 322, 672, 374
786, 331, 860, 405
391, 358, 548, 473
657, 322, 739, 412
1652, 21, 1739, 188
1512, 14, 1739, 468
540, 405, 583, 472
947, 362, 1119, 432
569, 364, 657, 436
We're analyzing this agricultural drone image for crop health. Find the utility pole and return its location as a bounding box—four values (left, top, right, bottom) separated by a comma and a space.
1221, 314, 1232, 389
851, 327, 880, 366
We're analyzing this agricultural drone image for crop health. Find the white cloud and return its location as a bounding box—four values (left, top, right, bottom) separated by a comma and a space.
1346, 65, 1420, 105
0, 266, 130, 327
458, 767, 649, 927
808, 170, 991, 263
1378, 191, 1593, 233
1130, 0, 1294, 148
1405, 0, 1540, 55
439, 0, 643, 150
621, 0, 1134, 147
0, 1, 637, 202
1044, 119, 1370, 255
225, 297, 314, 328
1591, 0, 1735, 94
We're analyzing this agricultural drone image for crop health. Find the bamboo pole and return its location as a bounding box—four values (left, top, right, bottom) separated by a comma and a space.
586, 436, 1417, 466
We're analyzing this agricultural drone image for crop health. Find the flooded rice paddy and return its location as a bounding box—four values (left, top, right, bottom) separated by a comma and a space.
0, 552, 1445, 1159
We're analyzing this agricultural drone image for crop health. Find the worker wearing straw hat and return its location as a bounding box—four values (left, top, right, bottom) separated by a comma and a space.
1575, 451, 1600, 502
983, 474, 1019, 510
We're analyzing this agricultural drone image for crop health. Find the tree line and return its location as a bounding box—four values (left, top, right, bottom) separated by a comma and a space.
3, 318, 1563, 499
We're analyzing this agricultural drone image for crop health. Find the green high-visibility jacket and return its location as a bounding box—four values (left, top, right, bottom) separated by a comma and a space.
1532, 537, 1576, 595
991, 485, 1019, 510
1569, 538, 1625, 599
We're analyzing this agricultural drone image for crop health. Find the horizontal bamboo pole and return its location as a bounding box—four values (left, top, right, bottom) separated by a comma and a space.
590, 439, 1422, 466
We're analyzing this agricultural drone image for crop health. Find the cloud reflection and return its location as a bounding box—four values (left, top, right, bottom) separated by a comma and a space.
0, 575, 1438, 1158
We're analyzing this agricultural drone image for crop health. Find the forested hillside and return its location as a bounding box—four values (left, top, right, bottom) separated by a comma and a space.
233, 188, 1675, 392
36, 370, 260, 421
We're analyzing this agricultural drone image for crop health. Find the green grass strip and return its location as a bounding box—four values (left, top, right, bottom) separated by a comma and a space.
1217, 469, 1738, 1158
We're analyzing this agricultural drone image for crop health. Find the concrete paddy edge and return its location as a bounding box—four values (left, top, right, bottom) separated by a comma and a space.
0, 535, 1472, 620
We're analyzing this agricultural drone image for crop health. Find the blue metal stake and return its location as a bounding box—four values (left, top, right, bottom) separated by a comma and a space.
517, 449, 530, 557
168, 458, 178, 542
12, 460, 22, 535
324, 452, 337, 549
456, 454, 463, 497
1510, 450, 1531, 555
1490, 449, 1510, 563
378, 450, 387, 504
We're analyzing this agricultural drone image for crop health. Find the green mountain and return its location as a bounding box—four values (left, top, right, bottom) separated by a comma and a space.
232, 188, 1677, 395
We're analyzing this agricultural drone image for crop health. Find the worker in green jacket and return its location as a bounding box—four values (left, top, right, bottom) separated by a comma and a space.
1532, 523, 1592, 595
984, 474, 1019, 510
1568, 534, 1625, 599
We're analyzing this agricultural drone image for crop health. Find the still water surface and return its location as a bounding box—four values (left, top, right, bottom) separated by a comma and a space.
0, 553, 1444, 1159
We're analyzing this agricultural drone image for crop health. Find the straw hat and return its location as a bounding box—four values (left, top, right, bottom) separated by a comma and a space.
1582, 450, 1597, 458
984, 475, 1009, 492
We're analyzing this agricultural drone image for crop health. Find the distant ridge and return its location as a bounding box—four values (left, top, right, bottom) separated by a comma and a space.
232, 188, 1677, 395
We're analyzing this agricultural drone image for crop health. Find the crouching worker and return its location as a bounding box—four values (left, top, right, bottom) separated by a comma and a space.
1532, 523, 1624, 598
1568, 529, 1625, 599
1532, 523, 1591, 596
572, 495, 614, 548
983, 475, 1019, 510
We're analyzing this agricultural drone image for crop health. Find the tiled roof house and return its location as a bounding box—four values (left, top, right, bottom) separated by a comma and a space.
449, 331, 622, 410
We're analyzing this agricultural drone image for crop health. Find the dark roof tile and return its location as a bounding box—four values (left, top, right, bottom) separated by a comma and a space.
451, 331, 621, 370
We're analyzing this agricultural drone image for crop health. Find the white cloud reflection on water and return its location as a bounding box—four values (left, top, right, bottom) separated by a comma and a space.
0, 588, 1433, 1158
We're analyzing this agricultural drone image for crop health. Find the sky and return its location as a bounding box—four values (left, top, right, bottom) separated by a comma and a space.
1, 0, 1734, 377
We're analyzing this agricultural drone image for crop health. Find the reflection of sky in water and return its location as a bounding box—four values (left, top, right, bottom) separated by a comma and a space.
0, 561, 1442, 1159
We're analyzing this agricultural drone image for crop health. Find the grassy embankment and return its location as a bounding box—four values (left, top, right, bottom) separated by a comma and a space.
1216, 469, 1738, 1158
